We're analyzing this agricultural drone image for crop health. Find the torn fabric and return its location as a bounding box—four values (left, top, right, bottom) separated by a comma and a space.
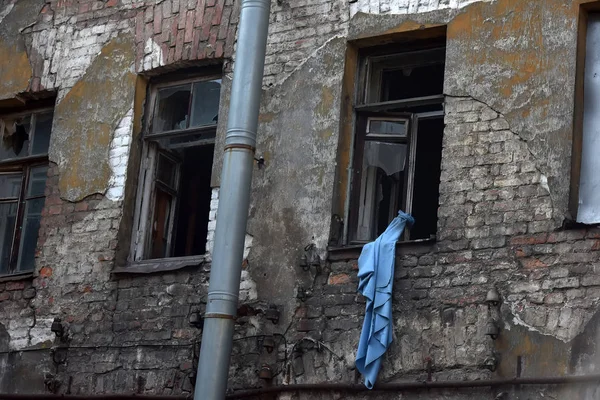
355, 210, 414, 389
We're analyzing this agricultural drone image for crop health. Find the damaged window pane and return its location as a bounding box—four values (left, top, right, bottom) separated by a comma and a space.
153, 84, 192, 133
351, 44, 445, 242
364, 141, 407, 175
356, 142, 406, 241
134, 75, 221, 262
0, 115, 30, 160
190, 80, 221, 127
0, 108, 52, 276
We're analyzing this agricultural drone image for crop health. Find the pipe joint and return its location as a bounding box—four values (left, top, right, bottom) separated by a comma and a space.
205, 291, 239, 316
240, 0, 271, 10
225, 128, 257, 148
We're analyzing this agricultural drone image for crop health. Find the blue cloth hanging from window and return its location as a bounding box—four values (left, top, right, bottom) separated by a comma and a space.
355, 211, 414, 389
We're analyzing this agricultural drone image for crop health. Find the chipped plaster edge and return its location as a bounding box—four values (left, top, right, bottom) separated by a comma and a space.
107, 107, 134, 201
0, 4, 14, 24
349, 0, 496, 17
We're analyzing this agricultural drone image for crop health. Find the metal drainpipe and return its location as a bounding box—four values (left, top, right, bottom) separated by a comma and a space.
193, 0, 271, 399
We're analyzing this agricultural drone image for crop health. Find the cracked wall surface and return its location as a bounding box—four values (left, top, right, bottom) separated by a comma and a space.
2, 0, 600, 398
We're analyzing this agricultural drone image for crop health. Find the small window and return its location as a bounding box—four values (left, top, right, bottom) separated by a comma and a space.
0, 109, 53, 275
131, 76, 220, 262
349, 46, 445, 242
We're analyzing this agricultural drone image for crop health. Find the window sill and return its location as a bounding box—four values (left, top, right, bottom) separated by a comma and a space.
328, 238, 436, 261
0, 271, 34, 283
112, 255, 210, 276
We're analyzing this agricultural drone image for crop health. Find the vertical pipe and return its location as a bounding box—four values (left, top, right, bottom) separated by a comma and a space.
194, 1, 271, 399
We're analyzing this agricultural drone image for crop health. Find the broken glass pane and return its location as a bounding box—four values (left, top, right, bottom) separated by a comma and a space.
356, 141, 407, 241
190, 80, 221, 128
153, 84, 192, 133
0, 202, 17, 274
0, 115, 31, 160
32, 112, 53, 155
363, 141, 407, 175
368, 119, 407, 137
0, 174, 22, 199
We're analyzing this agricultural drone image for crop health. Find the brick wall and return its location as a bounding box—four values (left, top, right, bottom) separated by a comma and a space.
263, 0, 348, 86
1, 0, 598, 398
349, 0, 494, 16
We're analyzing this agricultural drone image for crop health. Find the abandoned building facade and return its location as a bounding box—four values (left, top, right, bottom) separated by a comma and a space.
2, 0, 600, 398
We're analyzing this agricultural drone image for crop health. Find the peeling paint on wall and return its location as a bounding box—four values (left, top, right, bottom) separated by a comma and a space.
0, 4, 14, 24
51, 34, 136, 202
0, 0, 43, 99
31, 18, 133, 98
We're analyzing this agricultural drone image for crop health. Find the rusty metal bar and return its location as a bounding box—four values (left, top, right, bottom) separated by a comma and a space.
2, 374, 600, 400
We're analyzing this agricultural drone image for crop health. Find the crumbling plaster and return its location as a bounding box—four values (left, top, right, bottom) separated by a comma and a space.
0, 0, 44, 100
241, 37, 346, 329
349, 0, 495, 17
51, 35, 137, 202
349, 0, 580, 222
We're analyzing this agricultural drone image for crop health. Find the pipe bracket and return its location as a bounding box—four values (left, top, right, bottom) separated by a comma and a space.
204, 312, 237, 320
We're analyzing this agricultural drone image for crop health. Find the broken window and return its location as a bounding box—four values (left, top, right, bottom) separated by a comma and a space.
576, 12, 600, 224
0, 109, 53, 276
349, 46, 445, 242
131, 75, 220, 261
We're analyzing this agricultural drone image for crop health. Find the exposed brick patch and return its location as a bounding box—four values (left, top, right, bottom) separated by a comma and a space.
327, 273, 351, 285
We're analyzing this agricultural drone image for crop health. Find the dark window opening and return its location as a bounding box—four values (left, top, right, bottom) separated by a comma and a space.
172, 145, 214, 257
381, 63, 445, 102
410, 117, 444, 240
0, 109, 53, 275
350, 44, 445, 243
132, 75, 220, 262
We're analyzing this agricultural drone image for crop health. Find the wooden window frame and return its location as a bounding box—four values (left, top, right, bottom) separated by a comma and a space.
348, 47, 445, 244
0, 107, 53, 276
130, 75, 220, 263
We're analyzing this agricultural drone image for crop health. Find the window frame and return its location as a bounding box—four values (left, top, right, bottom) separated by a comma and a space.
0, 107, 53, 276
130, 74, 220, 264
348, 47, 445, 244
570, 5, 600, 225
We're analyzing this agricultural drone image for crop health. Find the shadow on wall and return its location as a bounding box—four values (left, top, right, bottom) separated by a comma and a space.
0, 323, 50, 393
571, 308, 600, 398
